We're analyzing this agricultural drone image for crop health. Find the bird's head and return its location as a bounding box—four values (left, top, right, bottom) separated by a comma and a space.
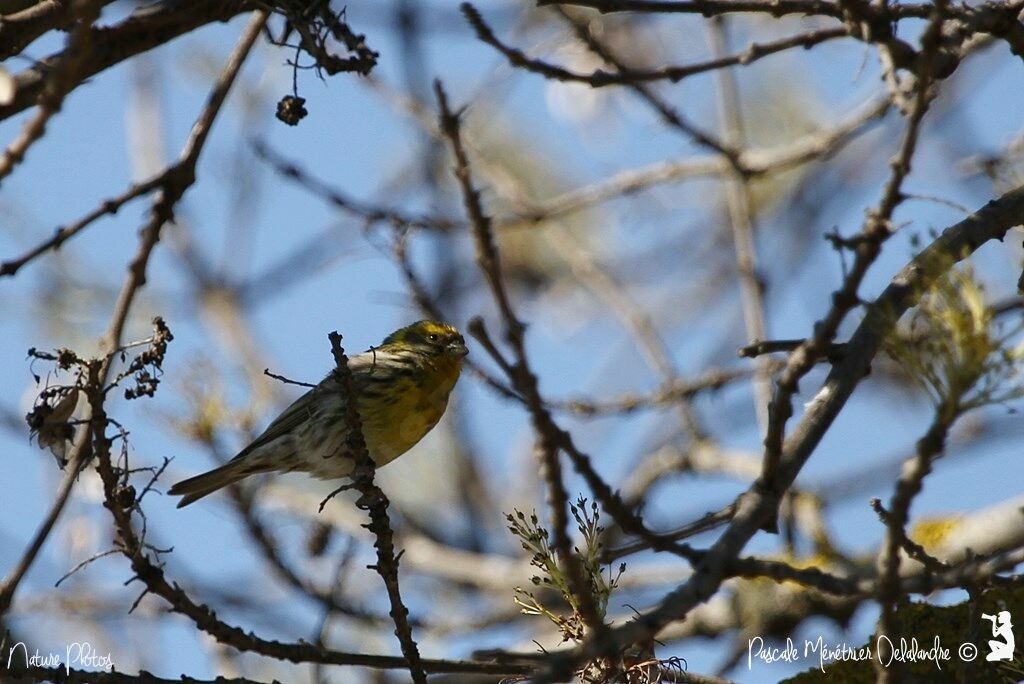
381, 320, 469, 362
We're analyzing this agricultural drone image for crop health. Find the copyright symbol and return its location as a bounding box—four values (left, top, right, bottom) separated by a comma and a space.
959, 642, 978, 662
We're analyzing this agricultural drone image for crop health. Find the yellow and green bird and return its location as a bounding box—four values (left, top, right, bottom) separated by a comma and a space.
170, 320, 468, 507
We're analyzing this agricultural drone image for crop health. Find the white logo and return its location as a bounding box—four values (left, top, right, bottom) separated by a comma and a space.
981, 611, 1015, 662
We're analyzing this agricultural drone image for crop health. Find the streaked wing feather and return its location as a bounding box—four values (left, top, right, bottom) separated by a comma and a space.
231, 388, 316, 461
232, 352, 377, 461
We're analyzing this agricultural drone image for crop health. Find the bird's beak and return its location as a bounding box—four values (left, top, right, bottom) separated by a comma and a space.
447, 342, 469, 358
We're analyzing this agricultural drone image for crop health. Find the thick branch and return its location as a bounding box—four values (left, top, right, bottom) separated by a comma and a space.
0, 0, 115, 60
0, 0, 250, 122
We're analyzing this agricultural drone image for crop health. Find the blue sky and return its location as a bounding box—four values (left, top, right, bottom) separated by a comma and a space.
2, 1, 1024, 681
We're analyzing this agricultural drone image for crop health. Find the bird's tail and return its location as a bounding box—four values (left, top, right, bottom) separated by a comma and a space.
169, 459, 268, 508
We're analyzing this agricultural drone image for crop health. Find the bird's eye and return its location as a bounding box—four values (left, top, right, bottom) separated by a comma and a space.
427, 334, 438, 342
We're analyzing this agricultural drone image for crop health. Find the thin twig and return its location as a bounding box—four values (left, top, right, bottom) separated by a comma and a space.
548, 367, 753, 416
53, 548, 121, 587
604, 503, 738, 562
738, 338, 847, 361
463, 3, 847, 87
253, 140, 459, 232
554, 6, 735, 159
263, 368, 317, 388
0, 173, 167, 277
497, 94, 890, 228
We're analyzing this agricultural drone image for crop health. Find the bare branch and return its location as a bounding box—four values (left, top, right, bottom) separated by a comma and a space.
0, 0, 114, 60
464, 3, 847, 87
0, 0, 103, 182
323, 331, 427, 683
0, 0, 251, 122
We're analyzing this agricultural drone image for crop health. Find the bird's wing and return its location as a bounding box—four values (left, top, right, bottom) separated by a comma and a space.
345, 348, 392, 389
232, 352, 378, 461
231, 387, 317, 461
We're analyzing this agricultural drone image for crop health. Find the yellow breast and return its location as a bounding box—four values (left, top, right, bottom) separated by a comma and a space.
358, 359, 461, 466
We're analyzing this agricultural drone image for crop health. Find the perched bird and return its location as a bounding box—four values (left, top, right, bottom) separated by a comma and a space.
169, 320, 468, 508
